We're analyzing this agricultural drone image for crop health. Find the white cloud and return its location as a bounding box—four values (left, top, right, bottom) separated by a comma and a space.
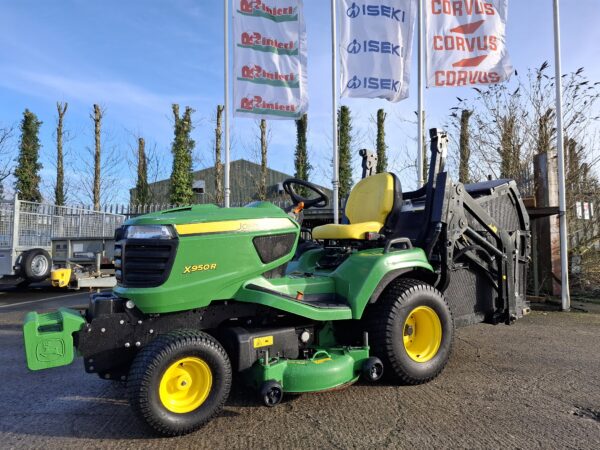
0, 69, 207, 114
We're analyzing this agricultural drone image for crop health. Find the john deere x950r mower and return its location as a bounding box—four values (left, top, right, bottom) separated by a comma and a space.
23, 129, 530, 436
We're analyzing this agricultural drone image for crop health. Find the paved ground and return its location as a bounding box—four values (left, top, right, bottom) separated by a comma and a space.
1, 285, 599, 449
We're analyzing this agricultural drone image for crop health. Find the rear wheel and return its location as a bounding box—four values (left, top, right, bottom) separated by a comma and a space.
366, 278, 453, 385
127, 330, 231, 436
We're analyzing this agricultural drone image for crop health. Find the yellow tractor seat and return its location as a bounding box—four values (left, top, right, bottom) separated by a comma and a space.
312, 172, 401, 240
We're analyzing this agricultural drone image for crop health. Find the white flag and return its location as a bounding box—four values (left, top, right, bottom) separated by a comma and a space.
426, 0, 513, 87
233, 0, 308, 120
340, 0, 417, 102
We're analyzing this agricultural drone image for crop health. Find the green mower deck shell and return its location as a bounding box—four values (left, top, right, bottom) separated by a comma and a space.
23, 308, 86, 371
248, 347, 370, 393
114, 203, 300, 314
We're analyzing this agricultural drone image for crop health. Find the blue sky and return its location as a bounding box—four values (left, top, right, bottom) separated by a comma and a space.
1, 0, 599, 204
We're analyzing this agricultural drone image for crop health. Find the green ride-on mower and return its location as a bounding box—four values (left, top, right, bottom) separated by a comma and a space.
23, 129, 531, 436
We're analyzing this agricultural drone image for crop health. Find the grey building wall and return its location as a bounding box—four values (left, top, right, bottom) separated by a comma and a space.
131, 159, 331, 206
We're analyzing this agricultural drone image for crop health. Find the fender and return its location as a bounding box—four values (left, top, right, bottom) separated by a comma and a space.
332, 247, 433, 319
367, 267, 438, 305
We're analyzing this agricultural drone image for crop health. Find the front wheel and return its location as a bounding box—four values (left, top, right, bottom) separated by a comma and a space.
366, 278, 454, 385
127, 329, 232, 436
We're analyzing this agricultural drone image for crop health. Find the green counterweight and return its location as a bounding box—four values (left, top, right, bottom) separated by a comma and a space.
23, 308, 85, 371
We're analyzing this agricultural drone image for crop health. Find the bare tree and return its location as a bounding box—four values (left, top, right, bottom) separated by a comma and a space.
72, 107, 122, 207
55, 102, 68, 205
245, 119, 272, 202
0, 125, 13, 191
447, 63, 600, 190
258, 119, 268, 201
214, 105, 224, 205
75, 145, 122, 207
92, 104, 103, 210
134, 137, 149, 206
458, 109, 473, 184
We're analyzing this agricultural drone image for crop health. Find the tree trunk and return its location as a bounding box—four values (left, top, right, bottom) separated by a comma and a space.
215, 105, 224, 205
458, 109, 473, 184
92, 104, 103, 210
259, 119, 268, 201
338, 106, 353, 200
135, 137, 149, 205
500, 115, 519, 179
376, 109, 387, 173
55, 102, 68, 206
294, 113, 310, 197
536, 109, 553, 156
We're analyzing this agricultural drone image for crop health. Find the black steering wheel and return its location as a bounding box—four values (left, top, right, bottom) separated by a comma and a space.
282, 178, 329, 209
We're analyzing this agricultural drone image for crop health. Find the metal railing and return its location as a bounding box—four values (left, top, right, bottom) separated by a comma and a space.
0, 196, 126, 249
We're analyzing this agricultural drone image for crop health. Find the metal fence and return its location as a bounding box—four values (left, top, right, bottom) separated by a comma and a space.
0, 198, 126, 249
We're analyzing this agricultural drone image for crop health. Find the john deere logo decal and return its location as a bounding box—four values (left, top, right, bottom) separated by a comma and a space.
238, 0, 298, 22
36, 338, 65, 362
239, 32, 298, 56
239, 65, 300, 88
237, 95, 299, 118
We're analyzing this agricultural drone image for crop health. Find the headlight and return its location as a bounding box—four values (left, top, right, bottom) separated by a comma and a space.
126, 225, 175, 240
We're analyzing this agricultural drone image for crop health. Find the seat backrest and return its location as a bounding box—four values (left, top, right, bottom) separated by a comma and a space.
346, 173, 399, 225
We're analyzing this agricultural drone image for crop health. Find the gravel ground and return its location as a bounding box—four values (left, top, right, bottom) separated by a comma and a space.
1, 287, 599, 449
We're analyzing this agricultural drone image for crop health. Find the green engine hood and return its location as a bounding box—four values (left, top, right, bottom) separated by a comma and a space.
125, 202, 291, 228
115, 202, 300, 314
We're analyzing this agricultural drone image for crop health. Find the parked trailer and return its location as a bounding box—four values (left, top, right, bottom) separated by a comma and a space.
0, 195, 125, 284
50, 237, 119, 290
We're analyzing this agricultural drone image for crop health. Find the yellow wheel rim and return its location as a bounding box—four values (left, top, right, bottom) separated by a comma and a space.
159, 357, 212, 414
403, 306, 442, 363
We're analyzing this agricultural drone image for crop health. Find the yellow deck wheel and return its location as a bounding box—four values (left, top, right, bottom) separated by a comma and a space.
159, 357, 212, 414
403, 306, 442, 363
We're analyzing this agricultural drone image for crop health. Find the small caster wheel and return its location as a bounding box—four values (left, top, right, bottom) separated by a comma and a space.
260, 380, 283, 407
362, 357, 384, 382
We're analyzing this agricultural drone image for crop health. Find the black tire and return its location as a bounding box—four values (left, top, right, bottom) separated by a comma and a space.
127, 329, 232, 436
366, 278, 453, 385
21, 249, 52, 282
260, 380, 283, 407
362, 356, 384, 382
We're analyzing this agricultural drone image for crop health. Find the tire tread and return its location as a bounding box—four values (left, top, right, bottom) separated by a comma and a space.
365, 278, 453, 385
127, 329, 231, 436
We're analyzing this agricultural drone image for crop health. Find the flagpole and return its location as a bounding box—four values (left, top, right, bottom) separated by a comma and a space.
224, 0, 231, 208
331, 0, 340, 223
552, 0, 570, 310
417, 0, 424, 187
